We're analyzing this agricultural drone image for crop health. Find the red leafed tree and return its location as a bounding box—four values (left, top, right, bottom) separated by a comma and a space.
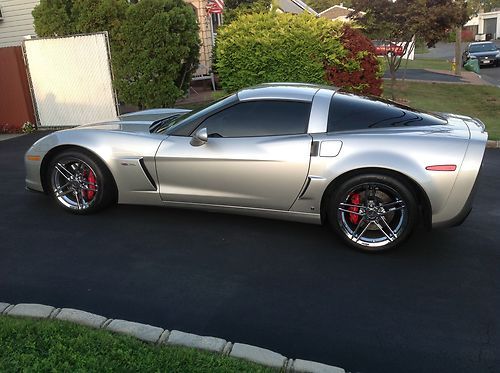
351, 0, 469, 96
325, 25, 382, 96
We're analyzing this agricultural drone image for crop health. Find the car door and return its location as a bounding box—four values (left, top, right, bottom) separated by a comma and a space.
155, 100, 312, 210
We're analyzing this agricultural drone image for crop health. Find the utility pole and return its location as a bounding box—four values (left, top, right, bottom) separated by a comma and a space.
454, 25, 462, 76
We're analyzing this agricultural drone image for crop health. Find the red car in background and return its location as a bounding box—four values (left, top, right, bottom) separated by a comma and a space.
372, 40, 404, 56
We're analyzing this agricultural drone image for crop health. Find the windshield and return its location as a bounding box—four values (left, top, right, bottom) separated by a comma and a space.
470, 43, 497, 53
157, 94, 237, 134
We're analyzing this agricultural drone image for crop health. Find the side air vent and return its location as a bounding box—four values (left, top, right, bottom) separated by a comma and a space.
139, 158, 157, 190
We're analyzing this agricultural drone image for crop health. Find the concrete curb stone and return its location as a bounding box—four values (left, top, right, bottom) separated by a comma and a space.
292, 359, 346, 373
0, 302, 10, 314
1, 302, 346, 372
487, 140, 500, 149
157, 329, 170, 345
230, 343, 287, 369
105, 319, 164, 343
56, 308, 108, 329
222, 341, 233, 356
50, 308, 61, 319
7, 303, 55, 319
166, 330, 227, 353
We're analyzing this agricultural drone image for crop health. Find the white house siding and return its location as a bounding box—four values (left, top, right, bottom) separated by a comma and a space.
478, 11, 500, 39
0, 0, 40, 48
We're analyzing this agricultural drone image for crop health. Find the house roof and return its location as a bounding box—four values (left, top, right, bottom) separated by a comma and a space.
277, 0, 318, 16
319, 4, 360, 20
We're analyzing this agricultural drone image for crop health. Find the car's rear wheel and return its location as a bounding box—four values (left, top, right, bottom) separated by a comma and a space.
47, 150, 115, 214
328, 174, 417, 252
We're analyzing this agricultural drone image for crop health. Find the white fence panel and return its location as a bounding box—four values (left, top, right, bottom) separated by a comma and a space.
24, 33, 117, 127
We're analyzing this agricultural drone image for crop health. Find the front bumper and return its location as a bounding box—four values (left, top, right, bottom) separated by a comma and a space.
477, 56, 500, 65
25, 150, 46, 193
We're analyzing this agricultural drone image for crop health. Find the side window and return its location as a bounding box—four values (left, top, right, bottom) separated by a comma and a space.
327, 92, 447, 132
198, 101, 311, 138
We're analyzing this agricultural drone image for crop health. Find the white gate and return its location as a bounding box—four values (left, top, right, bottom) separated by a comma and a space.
23, 33, 118, 127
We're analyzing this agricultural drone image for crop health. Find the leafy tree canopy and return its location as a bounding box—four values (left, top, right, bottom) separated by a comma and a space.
113, 0, 200, 108
351, 0, 469, 48
469, 0, 500, 13
351, 0, 468, 96
32, 0, 76, 36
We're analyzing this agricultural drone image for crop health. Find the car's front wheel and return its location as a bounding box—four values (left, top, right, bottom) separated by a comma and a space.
328, 173, 418, 252
47, 150, 115, 214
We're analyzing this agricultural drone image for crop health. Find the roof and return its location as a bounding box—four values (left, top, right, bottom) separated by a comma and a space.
469, 41, 496, 45
276, 0, 318, 16
319, 4, 362, 20
237, 83, 337, 102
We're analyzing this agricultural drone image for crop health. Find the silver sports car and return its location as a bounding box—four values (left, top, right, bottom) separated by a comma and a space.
25, 83, 487, 252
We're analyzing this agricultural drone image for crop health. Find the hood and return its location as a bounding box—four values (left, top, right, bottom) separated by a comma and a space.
78, 120, 153, 134
78, 109, 191, 134
119, 108, 190, 122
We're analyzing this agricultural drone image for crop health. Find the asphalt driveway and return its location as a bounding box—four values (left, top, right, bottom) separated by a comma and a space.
1, 133, 499, 373
383, 68, 470, 83
415, 41, 500, 87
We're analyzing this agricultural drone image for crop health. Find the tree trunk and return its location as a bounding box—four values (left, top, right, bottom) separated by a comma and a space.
390, 69, 396, 100
455, 26, 462, 76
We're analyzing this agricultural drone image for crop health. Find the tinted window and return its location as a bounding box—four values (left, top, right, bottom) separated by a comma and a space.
198, 101, 311, 138
327, 92, 447, 132
165, 94, 238, 135
469, 43, 497, 53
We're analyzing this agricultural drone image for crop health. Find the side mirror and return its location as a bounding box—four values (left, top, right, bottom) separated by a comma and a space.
190, 127, 208, 147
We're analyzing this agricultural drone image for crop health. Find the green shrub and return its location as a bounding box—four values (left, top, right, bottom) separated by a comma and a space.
112, 0, 200, 108
32, 0, 76, 37
73, 0, 128, 36
215, 12, 349, 92
223, 0, 271, 25
32, 0, 199, 108
33, 0, 127, 38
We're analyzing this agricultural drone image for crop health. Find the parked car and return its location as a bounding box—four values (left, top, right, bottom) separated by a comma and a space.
372, 40, 404, 56
462, 41, 500, 67
25, 83, 487, 252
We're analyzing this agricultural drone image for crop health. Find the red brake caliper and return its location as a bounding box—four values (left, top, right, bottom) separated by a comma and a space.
348, 193, 361, 224
84, 170, 96, 201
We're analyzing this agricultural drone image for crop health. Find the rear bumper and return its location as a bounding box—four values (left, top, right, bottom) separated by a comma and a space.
432, 166, 479, 228
431, 120, 486, 229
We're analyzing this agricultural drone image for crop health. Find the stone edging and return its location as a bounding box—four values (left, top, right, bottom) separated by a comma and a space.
486, 140, 500, 149
0, 302, 345, 373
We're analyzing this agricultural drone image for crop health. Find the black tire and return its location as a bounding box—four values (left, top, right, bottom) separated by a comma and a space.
47, 150, 115, 214
328, 173, 418, 252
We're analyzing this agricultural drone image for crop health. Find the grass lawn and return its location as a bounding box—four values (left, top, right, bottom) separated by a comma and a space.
380, 57, 452, 72
384, 81, 500, 140
0, 316, 274, 372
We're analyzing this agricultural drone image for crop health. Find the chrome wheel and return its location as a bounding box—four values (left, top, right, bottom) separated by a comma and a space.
337, 182, 408, 248
51, 158, 99, 210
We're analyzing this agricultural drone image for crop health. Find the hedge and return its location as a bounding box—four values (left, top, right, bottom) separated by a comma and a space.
215, 12, 382, 95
